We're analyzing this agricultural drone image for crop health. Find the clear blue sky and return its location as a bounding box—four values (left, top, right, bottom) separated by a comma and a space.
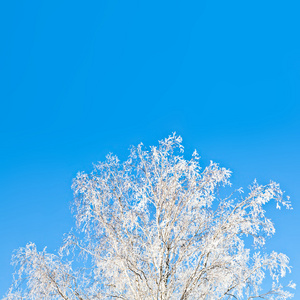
1, 0, 299, 296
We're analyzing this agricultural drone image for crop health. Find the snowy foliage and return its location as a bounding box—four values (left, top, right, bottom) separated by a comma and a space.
4, 134, 295, 299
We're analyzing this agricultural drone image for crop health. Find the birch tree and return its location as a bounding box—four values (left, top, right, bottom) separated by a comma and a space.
4, 134, 295, 300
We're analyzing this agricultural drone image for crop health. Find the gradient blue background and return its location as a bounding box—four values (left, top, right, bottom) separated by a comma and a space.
1, 0, 299, 296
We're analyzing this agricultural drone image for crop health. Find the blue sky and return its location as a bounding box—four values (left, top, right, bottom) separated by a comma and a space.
0, 0, 299, 296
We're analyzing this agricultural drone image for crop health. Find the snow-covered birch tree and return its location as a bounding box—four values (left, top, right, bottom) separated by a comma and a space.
4, 134, 295, 300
